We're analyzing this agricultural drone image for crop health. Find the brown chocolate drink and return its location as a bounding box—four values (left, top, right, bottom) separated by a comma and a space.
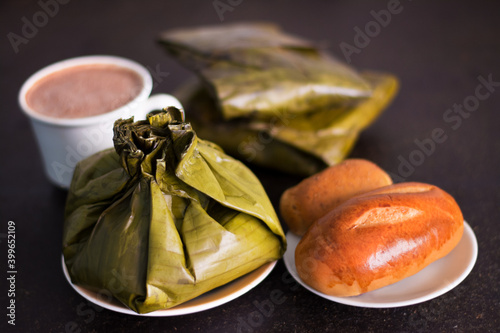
26, 64, 143, 118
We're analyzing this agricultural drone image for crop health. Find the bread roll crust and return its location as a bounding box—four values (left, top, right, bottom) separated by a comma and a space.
295, 182, 464, 297
280, 159, 393, 236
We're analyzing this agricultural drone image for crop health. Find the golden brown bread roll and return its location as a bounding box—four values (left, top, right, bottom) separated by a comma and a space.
295, 182, 464, 297
280, 159, 392, 236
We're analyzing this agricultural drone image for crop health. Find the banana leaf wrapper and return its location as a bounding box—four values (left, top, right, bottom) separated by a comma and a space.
158, 22, 399, 175
62, 109, 286, 314
177, 71, 398, 176
159, 22, 373, 120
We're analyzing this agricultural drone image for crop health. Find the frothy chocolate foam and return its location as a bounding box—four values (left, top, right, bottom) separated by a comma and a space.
27, 64, 143, 118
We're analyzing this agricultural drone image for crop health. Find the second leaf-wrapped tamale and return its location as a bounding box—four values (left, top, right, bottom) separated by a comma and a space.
159, 23, 399, 175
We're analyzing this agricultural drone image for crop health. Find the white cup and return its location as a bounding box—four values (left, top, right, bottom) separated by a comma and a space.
19, 55, 183, 189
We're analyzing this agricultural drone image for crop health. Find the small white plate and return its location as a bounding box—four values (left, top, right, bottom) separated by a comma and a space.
283, 221, 478, 308
62, 258, 277, 316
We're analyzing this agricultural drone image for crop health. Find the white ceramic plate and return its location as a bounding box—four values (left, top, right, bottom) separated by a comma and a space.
283, 221, 478, 308
62, 258, 276, 316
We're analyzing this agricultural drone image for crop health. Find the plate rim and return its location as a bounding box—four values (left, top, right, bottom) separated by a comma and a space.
62, 256, 277, 316
283, 220, 478, 308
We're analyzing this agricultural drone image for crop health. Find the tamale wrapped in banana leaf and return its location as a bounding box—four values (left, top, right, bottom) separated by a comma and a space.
159, 23, 398, 175
62, 108, 286, 314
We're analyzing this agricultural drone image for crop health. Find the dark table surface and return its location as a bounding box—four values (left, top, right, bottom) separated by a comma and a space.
1, 0, 499, 332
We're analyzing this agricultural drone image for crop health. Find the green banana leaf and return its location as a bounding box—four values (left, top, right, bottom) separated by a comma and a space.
176, 71, 398, 176
158, 23, 398, 176
159, 22, 373, 120
62, 108, 286, 314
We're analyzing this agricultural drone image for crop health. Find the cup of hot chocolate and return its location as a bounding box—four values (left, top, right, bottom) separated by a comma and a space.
19, 55, 183, 189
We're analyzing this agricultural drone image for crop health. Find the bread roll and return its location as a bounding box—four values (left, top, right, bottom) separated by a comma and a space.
280, 159, 392, 236
295, 182, 464, 297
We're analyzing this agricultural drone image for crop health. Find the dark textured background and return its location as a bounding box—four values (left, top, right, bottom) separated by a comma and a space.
1, 1, 499, 332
